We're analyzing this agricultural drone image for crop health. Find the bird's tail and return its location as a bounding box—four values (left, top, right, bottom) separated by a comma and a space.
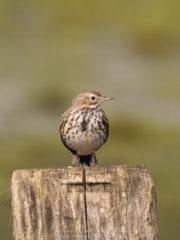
79, 155, 92, 166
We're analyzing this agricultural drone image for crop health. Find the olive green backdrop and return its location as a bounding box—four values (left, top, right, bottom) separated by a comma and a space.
0, 1, 180, 239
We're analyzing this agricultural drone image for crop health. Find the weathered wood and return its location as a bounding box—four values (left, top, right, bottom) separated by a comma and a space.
85, 166, 158, 240
11, 166, 158, 240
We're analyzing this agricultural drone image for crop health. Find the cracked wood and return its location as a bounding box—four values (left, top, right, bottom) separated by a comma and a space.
11, 165, 158, 240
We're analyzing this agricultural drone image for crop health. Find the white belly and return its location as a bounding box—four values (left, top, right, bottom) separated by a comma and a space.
69, 130, 104, 155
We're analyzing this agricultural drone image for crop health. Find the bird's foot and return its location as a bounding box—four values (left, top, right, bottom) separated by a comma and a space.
71, 154, 79, 167
91, 152, 97, 167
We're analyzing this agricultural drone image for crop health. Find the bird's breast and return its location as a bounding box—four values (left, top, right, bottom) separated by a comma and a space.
62, 108, 107, 155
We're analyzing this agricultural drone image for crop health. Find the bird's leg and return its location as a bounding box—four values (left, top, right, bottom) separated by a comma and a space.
91, 152, 97, 167
71, 154, 79, 167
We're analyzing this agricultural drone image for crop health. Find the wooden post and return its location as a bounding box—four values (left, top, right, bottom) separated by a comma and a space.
11, 166, 158, 240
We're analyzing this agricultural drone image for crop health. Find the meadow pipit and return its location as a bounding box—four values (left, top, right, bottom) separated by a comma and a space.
59, 90, 113, 167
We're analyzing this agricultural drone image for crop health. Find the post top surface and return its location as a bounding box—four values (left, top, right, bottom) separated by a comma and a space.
12, 164, 146, 173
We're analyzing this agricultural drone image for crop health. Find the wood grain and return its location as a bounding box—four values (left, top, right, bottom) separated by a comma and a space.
12, 166, 158, 240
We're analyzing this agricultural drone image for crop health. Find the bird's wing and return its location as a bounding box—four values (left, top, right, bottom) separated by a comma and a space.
100, 109, 109, 142
59, 106, 72, 135
59, 108, 76, 155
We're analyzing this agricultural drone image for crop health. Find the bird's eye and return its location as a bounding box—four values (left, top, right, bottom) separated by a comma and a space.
91, 96, 96, 100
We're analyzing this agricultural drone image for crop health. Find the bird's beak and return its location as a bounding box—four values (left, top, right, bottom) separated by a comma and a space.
102, 97, 114, 101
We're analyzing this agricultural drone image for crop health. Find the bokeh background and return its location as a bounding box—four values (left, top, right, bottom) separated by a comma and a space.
0, 1, 180, 239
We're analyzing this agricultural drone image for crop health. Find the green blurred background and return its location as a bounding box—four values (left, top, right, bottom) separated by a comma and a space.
0, 0, 180, 239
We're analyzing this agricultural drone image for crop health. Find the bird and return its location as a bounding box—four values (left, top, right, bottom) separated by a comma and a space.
59, 90, 113, 167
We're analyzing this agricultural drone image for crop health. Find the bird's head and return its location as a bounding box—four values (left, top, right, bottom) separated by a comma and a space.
71, 90, 114, 109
